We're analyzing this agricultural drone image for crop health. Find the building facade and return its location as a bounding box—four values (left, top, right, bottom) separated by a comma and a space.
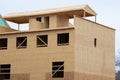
0, 4, 115, 80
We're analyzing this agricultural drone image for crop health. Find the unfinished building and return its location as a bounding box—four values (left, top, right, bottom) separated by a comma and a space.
0, 4, 115, 80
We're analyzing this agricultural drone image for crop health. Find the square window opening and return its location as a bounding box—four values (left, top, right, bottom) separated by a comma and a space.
37, 35, 48, 47
0, 38, 7, 50
16, 37, 27, 49
57, 33, 69, 46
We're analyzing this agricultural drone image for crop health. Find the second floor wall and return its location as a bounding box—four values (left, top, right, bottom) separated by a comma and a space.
0, 28, 74, 54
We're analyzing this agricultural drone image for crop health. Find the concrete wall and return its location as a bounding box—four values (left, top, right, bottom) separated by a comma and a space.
74, 16, 115, 80
0, 28, 74, 80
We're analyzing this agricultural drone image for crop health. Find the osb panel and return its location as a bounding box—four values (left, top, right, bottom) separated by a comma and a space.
74, 72, 115, 80
46, 72, 74, 80
74, 16, 115, 77
11, 73, 30, 80
0, 29, 74, 73
46, 72, 114, 80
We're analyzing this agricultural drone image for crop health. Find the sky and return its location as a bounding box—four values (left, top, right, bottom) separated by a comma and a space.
0, 0, 120, 55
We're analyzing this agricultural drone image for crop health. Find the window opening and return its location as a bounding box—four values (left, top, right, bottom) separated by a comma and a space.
37, 35, 48, 47
52, 61, 64, 78
0, 64, 11, 80
57, 33, 69, 46
69, 18, 74, 25
0, 38, 7, 50
16, 37, 27, 49
36, 17, 42, 22
94, 38, 97, 47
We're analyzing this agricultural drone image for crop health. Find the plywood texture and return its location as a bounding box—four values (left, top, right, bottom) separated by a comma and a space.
11, 73, 30, 80
29, 14, 70, 30
0, 8, 115, 80
74, 16, 115, 80
29, 16, 44, 30
0, 28, 74, 80
4, 4, 96, 24
46, 72, 74, 80
74, 72, 114, 80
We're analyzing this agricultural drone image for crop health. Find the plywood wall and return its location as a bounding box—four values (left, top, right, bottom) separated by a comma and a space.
74, 16, 115, 80
29, 16, 44, 30
0, 28, 74, 80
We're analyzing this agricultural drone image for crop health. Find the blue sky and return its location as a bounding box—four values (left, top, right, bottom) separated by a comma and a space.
0, 0, 120, 55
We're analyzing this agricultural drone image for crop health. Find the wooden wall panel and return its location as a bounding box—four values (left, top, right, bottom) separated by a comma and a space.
74, 16, 115, 80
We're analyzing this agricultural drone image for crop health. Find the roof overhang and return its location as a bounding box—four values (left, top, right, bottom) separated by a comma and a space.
3, 4, 97, 24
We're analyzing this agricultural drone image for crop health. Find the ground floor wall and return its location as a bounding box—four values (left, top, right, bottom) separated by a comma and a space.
10, 72, 115, 80
74, 72, 115, 80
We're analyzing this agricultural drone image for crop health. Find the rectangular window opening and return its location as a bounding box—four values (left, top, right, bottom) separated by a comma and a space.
36, 17, 42, 22
52, 61, 64, 78
16, 37, 27, 49
0, 38, 7, 50
0, 64, 11, 80
57, 33, 69, 46
37, 35, 48, 47
94, 38, 97, 47
0, 64, 11, 68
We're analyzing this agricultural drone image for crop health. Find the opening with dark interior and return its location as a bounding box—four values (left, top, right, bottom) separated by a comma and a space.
52, 61, 64, 78
36, 17, 42, 22
0, 64, 11, 80
57, 33, 69, 46
0, 38, 7, 50
37, 35, 48, 47
16, 37, 27, 49
94, 38, 97, 47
